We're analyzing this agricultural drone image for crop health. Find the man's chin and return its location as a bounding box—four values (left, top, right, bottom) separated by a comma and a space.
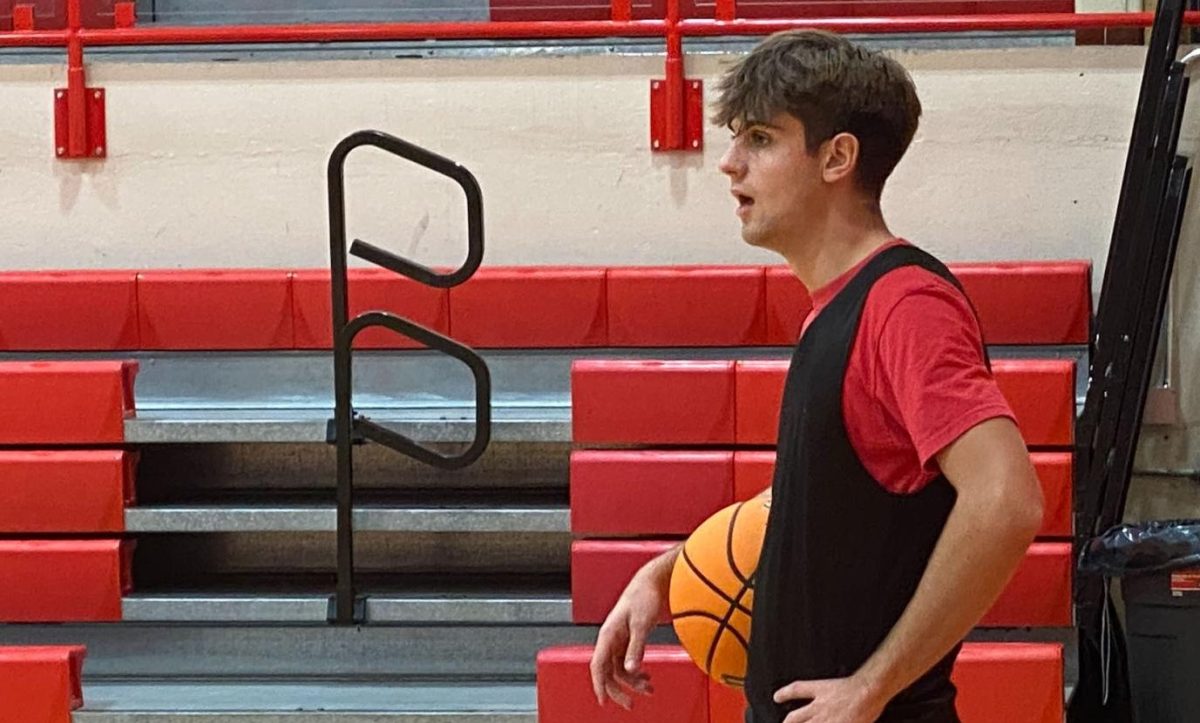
740, 228, 772, 250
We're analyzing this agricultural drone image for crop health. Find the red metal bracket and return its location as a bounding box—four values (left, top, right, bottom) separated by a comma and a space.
55, 86, 106, 159
650, 78, 703, 152
12, 4, 34, 31
114, 1, 136, 28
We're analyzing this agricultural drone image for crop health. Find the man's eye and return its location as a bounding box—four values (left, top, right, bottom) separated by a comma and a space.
750, 131, 770, 146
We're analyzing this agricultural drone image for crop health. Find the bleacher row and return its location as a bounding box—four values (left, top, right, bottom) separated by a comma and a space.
0, 261, 1089, 722
566, 358, 1075, 629
0, 263, 1087, 350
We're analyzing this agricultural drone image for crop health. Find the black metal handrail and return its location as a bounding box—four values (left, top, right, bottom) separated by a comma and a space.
327, 129, 491, 625
1070, 0, 1192, 718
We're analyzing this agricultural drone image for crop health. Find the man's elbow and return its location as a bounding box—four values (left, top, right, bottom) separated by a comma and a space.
1002, 468, 1044, 543
962, 468, 1044, 544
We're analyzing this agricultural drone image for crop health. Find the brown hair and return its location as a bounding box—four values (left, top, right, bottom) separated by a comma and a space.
713, 30, 922, 199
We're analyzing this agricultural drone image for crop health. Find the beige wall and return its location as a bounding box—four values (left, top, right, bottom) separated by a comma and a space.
2, 47, 1143, 272
2, 43, 1198, 513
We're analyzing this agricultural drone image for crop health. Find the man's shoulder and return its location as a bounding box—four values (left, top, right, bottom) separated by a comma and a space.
865, 263, 970, 319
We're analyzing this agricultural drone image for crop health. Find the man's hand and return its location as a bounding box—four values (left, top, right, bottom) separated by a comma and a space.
589, 546, 679, 709
773, 675, 887, 723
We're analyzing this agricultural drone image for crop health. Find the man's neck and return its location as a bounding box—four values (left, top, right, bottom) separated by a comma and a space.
781, 199, 896, 292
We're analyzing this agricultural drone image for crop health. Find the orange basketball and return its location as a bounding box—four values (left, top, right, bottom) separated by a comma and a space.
668, 496, 770, 688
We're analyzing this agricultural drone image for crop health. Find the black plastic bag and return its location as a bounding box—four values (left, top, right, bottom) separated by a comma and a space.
1079, 520, 1200, 577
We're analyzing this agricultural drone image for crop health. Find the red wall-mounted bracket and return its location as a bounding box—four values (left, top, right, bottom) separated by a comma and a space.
650, 78, 703, 152
47, 0, 126, 160
114, 1, 136, 28
650, 0, 702, 154
55, 86, 106, 159
12, 4, 34, 31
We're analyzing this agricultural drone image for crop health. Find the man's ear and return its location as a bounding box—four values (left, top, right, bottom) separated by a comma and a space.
822, 132, 860, 185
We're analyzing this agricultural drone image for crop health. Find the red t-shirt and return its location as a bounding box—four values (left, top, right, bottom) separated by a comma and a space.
800, 241, 1017, 494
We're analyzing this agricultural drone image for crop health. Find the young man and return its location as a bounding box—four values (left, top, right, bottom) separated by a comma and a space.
589, 30, 1046, 723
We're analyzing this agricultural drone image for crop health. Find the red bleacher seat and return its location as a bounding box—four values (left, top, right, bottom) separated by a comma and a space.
979, 542, 1072, 627
729, 451, 1072, 538
571, 540, 1070, 628
953, 261, 1090, 346
763, 260, 1089, 346
0, 271, 139, 351
578, 358, 1075, 448
732, 360, 789, 444
706, 643, 1064, 722
537, 645, 709, 723
538, 642, 1063, 723
0, 361, 137, 444
292, 268, 449, 349
708, 679, 748, 723
763, 267, 813, 346
992, 359, 1077, 447
572, 360, 736, 444
450, 267, 607, 348
570, 451, 734, 535
0, 646, 86, 723
733, 451, 775, 503
571, 540, 678, 625
0, 261, 1090, 352
0, 450, 134, 533
1033, 452, 1073, 538
952, 643, 1064, 723
0, 540, 131, 622
733, 358, 1076, 447
606, 267, 767, 347
137, 270, 294, 349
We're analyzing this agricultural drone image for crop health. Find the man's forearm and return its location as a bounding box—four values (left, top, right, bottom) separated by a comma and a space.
853, 491, 1041, 704
637, 543, 682, 587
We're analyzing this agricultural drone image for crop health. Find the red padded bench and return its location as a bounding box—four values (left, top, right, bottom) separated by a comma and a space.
572, 449, 1072, 539
293, 268, 449, 349
537, 642, 1064, 723
0, 361, 138, 444
0, 646, 86, 723
138, 270, 295, 350
569, 355, 1077, 628
0, 261, 1089, 351
0, 540, 132, 622
0, 362, 139, 626
569, 539, 1071, 627
0, 451, 135, 533
0, 271, 138, 350
573, 358, 1077, 448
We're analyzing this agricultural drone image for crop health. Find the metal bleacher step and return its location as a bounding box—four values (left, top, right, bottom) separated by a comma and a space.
124, 406, 570, 444
74, 681, 537, 723
124, 503, 570, 534
122, 587, 572, 624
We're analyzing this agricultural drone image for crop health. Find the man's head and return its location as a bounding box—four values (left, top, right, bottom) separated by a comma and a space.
715, 31, 922, 251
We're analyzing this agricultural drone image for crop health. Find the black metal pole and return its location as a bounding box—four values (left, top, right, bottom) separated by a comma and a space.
328, 136, 358, 626
324, 130, 490, 626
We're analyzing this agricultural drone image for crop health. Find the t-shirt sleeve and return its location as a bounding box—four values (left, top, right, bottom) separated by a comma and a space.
873, 280, 1018, 474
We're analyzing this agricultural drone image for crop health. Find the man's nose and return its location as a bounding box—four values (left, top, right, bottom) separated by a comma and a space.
719, 144, 744, 178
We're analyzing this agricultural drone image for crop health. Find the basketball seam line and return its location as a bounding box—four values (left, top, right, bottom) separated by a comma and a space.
672, 610, 751, 650
705, 570, 754, 676
726, 500, 753, 588
680, 546, 753, 615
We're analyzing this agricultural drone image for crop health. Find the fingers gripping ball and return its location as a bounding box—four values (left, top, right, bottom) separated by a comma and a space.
669, 496, 770, 688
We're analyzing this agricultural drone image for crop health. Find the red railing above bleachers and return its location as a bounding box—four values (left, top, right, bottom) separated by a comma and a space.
2, 0, 1198, 159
